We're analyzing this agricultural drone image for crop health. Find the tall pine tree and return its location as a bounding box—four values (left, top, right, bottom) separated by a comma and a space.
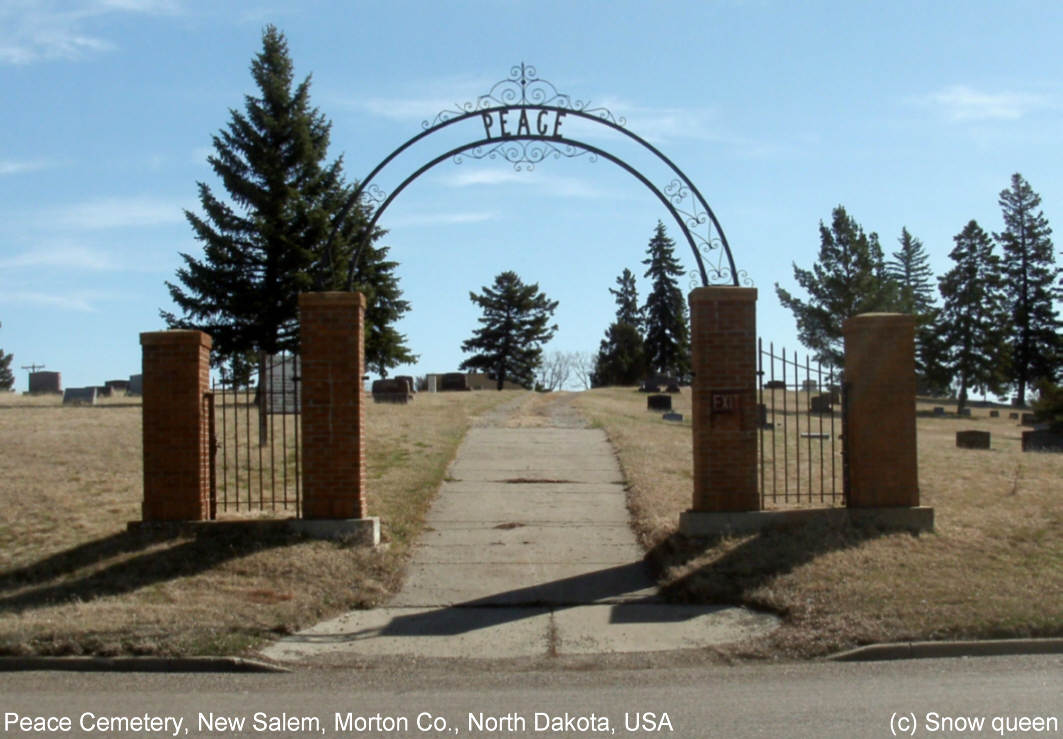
161, 26, 412, 375
938, 220, 1011, 412
994, 173, 1062, 404
888, 228, 949, 393
592, 268, 646, 386
642, 222, 690, 378
0, 321, 12, 391
775, 205, 895, 366
459, 271, 558, 390
609, 268, 643, 331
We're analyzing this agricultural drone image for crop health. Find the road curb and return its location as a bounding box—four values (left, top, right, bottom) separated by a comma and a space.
829, 638, 1063, 661
0, 656, 289, 673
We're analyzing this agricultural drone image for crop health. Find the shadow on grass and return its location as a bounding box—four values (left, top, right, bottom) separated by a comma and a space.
648, 518, 898, 608
0, 523, 300, 613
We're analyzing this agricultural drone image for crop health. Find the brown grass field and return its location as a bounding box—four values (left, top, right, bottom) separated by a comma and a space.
0, 387, 1059, 660
574, 387, 1063, 658
0, 390, 511, 656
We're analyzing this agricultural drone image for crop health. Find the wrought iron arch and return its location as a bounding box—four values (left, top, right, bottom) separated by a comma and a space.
326, 64, 743, 289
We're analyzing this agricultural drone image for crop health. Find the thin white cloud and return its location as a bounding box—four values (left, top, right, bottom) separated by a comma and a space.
0, 159, 52, 175
0, 290, 105, 312
924, 85, 1051, 121
439, 167, 606, 199
0, 0, 180, 65
444, 169, 527, 187
53, 196, 185, 230
0, 244, 121, 272
388, 211, 498, 227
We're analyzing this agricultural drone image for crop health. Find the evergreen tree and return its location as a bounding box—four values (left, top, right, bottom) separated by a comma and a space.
642, 222, 690, 378
938, 220, 1011, 413
888, 228, 949, 393
994, 173, 1062, 404
0, 321, 12, 391
609, 268, 643, 331
775, 205, 895, 366
459, 271, 558, 390
160, 26, 413, 374
591, 322, 646, 387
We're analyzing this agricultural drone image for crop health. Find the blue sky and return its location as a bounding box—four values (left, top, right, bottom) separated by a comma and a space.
2, 0, 1061, 390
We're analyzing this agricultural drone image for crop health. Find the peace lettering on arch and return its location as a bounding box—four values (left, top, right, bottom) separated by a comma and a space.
480, 107, 566, 140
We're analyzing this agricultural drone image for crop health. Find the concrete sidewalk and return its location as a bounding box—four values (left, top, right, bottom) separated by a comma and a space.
261, 394, 777, 662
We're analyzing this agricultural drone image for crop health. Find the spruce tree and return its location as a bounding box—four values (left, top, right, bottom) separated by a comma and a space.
775, 205, 895, 366
591, 322, 646, 387
161, 26, 413, 375
0, 322, 12, 391
609, 268, 643, 331
642, 222, 690, 378
938, 220, 1011, 412
994, 173, 1062, 404
888, 228, 948, 393
460, 271, 558, 390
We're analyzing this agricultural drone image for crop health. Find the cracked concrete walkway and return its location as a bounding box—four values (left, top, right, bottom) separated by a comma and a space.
261, 393, 776, 662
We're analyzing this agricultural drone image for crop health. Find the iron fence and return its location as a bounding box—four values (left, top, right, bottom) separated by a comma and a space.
757, 339, 847, 508
210, 352, 301, 518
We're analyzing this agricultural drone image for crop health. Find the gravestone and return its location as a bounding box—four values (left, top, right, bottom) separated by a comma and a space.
757, 402, 771, 429
1021, 430, 1063, 453
94, 385, 111, 398
989, 410, 999, 418
638, 382, 659, 393
647, 394, 672, 411
263, 354, 300, 413
104, 379, 129, 395
62, 387, 97, 405
809, 394, 833, 413
440, 373, 469, 391
426, 375, 438, 393
802, 379, 819, 391
1021, 413, 1036, 426
127, 374, 143, 395
764, 380, 786, 390
955, 430, 990, 449
1009, 412, 1019, 420
958, 407, 972, 417
933, 406, 945, 416
372, 378, 413, 404
800, 432, 830, 440
665, 382, 681, 393
662, 412, 683, 422
395, 375, 416, 394
28, 371, 61, 394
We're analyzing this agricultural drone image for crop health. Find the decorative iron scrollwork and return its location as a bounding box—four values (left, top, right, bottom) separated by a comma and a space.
453, 139, 597, 171
423, 62, 627, 131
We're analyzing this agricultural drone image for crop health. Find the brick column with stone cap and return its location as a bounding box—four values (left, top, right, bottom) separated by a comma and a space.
140, 330, 212, 521
299, 292, 368, 520
843, 313, 919, 507
687, 286, 759, 512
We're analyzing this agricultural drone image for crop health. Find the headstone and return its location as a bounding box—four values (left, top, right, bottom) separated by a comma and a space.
1008, 412, 1019, 420
932, 406, 945, 416
395, 375, 416, 394
802, 379, 819, 392
958, 407, 971, 417
757, 402, 771, 429
62, 387, 97, 405
989, 410, 999, 418
104, 379, 129, 395
28, 371, 61, 394
764, 380, 786, 390
662, 412, 684, 422
665, 383, 681, 393
263, 354, 301, 413
372, 378, 413, 404
94, 385, 111, 398
426, 375, 438, 393
809, 394, 833, 413
1021, 430, 1063, 453
638, 382, 659, 393
647, 394, 672, 411
800, 432, 830, 440
1021, 413, 1036, 426
440, 372, 470, 391
955, 430, 990, 450
127, 374, 143, 395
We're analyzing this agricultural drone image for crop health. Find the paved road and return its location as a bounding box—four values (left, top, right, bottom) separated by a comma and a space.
1, 655, 1059, 737
262, 393, 775, 663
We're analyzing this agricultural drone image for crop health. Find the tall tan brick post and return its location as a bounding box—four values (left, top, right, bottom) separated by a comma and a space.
298, 293, 376, 536
140, 330, 212, 521
843, 313, 919, 507
684, 286, 759, 516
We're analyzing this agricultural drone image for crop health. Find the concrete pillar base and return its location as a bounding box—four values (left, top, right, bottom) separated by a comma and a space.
679, 506, 934, 537
290, 517, 380, 546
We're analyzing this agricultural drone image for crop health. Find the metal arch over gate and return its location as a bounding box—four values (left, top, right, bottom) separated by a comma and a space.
326, 63, 744, 289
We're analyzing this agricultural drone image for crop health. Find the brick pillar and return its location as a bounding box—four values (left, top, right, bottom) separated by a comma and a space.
140, 330, 212, 521
843, 313, 919, 507
299, 292, 367, 519
688, 286, 759, 512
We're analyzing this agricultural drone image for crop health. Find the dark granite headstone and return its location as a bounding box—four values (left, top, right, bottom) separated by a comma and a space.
764, 380, 786, 390
62, 387, 97, 405
1021, 430, 1063, 453
989, 410, 999, 418
662, 412, 683, 422
1009, 412, 1019, 420
395, 375, 416, 394
440, 373, 469, 391
958, 407, 972, 417
104, 380, 129, 395
1021, 413, 1036, 426
809, 394, 833, 413
28, 371, 61, 394
127, 374, 143, 395
647, 394, 672, 411
372, 378, 413, 404
955, 430, 990, 449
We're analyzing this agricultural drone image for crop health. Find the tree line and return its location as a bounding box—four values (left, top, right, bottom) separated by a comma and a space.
776, 176, 1061, 410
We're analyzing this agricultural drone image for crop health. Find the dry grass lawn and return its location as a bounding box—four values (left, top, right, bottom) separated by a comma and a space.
0, 390, 513, 656
575, 388, 1063, 658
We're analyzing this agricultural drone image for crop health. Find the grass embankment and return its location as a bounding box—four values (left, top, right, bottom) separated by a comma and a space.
575, 387, 1063, 658
0, 391, 514, 656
